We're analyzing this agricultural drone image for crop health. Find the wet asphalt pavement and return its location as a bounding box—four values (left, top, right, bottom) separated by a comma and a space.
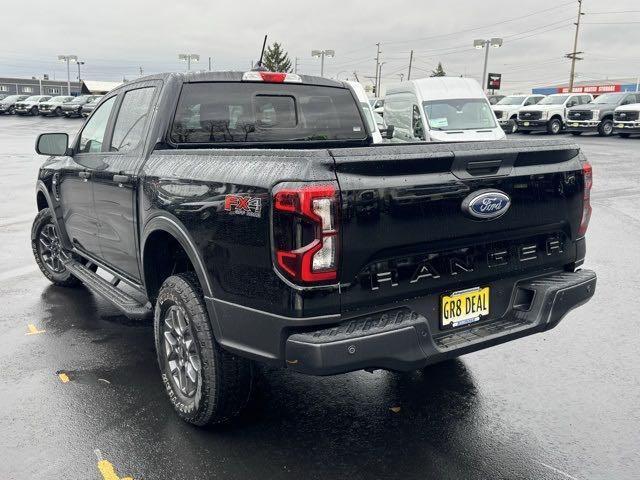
0, 115, 638, 480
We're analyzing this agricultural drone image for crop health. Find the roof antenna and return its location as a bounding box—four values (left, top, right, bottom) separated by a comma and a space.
253, 34, 268, 71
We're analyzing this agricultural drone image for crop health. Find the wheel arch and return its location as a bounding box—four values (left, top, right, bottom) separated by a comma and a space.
141, 215, 214, 302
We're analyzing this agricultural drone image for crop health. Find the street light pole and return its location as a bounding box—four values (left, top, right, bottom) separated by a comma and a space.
178, 54, 200, 71
57, 55, 78, 95
311, 49, 335, 78
473, 38, 503, 92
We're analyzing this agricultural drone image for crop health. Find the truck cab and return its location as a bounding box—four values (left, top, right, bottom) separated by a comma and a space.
384, 77, 505, 143
567, 92, 640, 137
517, 93, 593, 134
492, 94, 545, 134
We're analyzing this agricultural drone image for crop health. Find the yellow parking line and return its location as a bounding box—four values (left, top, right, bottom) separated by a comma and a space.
25, 324, 45, 335
95, 450, 134, 480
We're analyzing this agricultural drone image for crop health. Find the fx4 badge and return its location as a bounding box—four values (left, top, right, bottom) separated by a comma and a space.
224, 194, 262, 218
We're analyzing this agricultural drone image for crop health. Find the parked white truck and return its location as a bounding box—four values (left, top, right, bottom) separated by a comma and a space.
613, 101, 640, 138
517, 93, 592, 135
492, 94, 545, 134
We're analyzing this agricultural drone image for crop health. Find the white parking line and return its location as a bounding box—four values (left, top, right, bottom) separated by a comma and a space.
537, 461, 580, 480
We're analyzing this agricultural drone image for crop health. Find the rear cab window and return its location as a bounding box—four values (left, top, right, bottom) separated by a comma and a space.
169, 82, 367, 145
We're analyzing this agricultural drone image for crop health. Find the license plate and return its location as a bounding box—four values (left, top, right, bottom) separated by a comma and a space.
441, 286, 490, 329
523, 121, 530, 126
616, 123, 625, 128
569, 123, 578, 127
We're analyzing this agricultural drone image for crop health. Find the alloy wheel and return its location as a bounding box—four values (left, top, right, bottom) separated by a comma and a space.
38, 223, 66, 273
163, 305, 201, 397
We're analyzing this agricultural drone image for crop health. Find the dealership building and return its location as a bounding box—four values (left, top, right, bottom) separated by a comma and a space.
0, 77, 121, 96
532, 77, 640, 96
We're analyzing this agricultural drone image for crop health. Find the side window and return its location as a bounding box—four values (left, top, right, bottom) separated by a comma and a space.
582, 95, 591, 104
110, 87, 156, 152
78, 96, 117, 153
566, 96, 578, 107
412, 105, 425, 140
621, 94, 636, 106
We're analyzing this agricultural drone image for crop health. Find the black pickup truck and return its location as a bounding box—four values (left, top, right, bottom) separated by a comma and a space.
31, 71, 596, 426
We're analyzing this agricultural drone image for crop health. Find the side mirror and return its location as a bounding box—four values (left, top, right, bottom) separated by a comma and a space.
383, 124, 395, 140
36, 133, 70, 156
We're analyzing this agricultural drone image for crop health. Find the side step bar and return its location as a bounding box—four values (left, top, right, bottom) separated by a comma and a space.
64, 258, 152, 320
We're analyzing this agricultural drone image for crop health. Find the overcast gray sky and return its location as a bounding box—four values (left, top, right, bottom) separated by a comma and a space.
2, 0, 640, 93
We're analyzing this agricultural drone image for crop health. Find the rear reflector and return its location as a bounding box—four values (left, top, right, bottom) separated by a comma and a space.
242, 71, 303, 83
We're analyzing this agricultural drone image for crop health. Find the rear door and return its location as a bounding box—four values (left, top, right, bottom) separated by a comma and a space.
92, 83, 159, 281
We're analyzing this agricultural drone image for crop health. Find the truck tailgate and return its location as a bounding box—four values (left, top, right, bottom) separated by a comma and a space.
330, 139, 588, 313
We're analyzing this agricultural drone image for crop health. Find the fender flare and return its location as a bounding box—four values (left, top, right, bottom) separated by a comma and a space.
35, 180, 74, 250
140, 214, 214, 299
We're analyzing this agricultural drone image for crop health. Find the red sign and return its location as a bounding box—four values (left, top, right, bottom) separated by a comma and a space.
558, 84, 621, 94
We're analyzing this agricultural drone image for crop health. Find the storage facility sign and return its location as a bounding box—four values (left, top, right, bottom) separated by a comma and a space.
559, 84, 622, 94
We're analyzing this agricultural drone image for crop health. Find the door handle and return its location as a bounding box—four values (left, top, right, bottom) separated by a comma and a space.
78, 171, 91, 180
113, 174, 132, 184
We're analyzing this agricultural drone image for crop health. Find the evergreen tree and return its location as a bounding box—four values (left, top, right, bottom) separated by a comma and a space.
263, 42, 293, 73
430, 62, 446, 77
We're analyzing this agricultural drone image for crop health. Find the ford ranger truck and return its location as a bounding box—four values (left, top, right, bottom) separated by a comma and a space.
31, 71, 597, 426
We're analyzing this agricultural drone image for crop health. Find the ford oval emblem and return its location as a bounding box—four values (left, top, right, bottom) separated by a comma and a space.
462, 189, 511, 220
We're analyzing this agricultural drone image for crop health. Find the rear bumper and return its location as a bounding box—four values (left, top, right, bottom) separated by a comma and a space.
284, 269, 596, 375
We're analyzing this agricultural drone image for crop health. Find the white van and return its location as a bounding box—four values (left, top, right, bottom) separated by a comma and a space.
383, 77, 505, 142
347, 81, 383, 143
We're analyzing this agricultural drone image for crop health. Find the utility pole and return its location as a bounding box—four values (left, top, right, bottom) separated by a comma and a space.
374, 43, 381, 96
566, 0, 585, 92
408, 49, 414, 81
378, 62, 386, 96
139, 66, 144, 77
294, 57, 299, 74
208, 57, 212, 71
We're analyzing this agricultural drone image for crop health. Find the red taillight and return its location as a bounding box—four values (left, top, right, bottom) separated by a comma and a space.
273, 183, 339, 284
578, 161, 592, 237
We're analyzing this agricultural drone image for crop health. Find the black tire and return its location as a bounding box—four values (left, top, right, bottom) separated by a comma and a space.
598, 119, 614, 137
30, 106, 38, 116
31, 208, 83, 287
619, 133, 631, 138
154, 273, 253, 426
507, 118, 518, 134
54, 107, 62, 117
547, 118, 562, 135
571, 132, 582, 136
8, 106, 15, 115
